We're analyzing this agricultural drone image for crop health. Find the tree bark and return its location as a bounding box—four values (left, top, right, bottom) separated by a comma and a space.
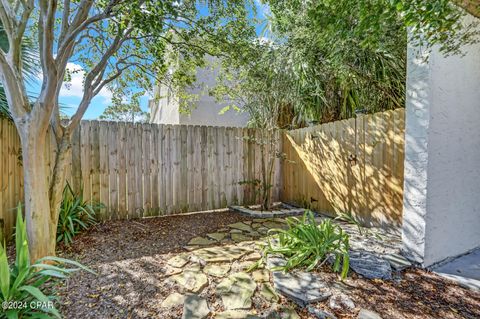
19, 125, 56, 261
17, 118, 72, 261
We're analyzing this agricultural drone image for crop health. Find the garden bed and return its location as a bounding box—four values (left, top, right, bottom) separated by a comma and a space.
55, 211, 480, 319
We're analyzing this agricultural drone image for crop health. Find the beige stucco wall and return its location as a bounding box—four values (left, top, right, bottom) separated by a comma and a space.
150, 57, 249, 127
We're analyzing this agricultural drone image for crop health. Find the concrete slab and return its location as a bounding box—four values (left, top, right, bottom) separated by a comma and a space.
432, 248, 480, 291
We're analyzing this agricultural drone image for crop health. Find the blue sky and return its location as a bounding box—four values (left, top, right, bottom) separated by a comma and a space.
27, 1, 270, 120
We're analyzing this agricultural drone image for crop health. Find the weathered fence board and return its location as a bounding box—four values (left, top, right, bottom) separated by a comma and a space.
0, 119, 281, 239
281, 108, 405, 227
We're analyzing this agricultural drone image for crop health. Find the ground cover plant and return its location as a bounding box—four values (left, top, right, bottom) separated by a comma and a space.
265, 210, 350, 279
0, 206, 92, 318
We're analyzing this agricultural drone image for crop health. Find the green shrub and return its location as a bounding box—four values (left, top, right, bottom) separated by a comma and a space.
0, 206, 93, 318
57, 183, 103, 246
265, 210, 350, 279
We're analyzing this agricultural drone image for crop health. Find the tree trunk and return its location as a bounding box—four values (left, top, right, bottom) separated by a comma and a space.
19, 123, 71, 262
20, 128, 56, 261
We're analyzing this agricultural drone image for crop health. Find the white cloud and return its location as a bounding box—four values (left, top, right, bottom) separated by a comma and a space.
59, 63, 112, 101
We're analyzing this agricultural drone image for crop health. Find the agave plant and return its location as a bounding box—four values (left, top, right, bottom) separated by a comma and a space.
0, 206, 94, 318
265, 210, 350, 279
57, 183, 103, 246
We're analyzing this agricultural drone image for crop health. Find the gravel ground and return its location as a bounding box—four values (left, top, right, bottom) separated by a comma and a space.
54, 211, 480, 319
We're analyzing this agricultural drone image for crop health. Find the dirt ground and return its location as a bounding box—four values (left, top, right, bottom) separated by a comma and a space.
55, 211, 480, 319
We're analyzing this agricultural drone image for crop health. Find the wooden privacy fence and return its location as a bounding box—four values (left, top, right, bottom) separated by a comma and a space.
282, 108, 405, 228
0, 108, 405, 239
0, 119, 282, 238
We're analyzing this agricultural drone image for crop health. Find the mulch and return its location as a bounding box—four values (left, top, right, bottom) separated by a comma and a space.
49, 211, 480, 319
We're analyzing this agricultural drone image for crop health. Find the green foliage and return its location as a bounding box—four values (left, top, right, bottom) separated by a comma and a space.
392, 0, 480, 56
99, 90, 148, 123
265, 211, 350, 279
67, 0, 257, 117
0, 206, 93, 318
216, 0, 478, 128
56, 183, 102, 246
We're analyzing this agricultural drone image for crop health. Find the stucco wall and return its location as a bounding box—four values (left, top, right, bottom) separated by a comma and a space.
150, 57, 249, 127
403, 14, 480, 266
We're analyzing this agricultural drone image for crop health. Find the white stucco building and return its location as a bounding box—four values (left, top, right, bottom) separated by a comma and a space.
149, 57, 249, 127
402, 12, 480, 268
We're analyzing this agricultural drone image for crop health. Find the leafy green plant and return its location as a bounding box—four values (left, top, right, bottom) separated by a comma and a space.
57, 183, 103, 246
265, 211, 350, 279
0, 206, 93, 318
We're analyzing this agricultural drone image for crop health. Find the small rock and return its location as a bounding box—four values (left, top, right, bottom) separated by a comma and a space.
349, 250, 392, 280
203, 263, 231, 277
217, 272, 256, 309
307, 306, 337, 319
188, 237, 217, 246
230, 229, 243, 234
207, 232, 227, 241
251, 223, 262, 229
328, 294, 355, 311
182, 294, 210, 319
161, 292, 185, 308
357, 309, 383, 319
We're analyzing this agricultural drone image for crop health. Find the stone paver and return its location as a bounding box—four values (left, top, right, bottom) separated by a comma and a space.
252, 269, 270, 282
217, 272, 257, 309
203, 263, 231, 277
182, 294, 210, 319
207, 232, 227, 241
232, 233, 253, 242
349, 250, 392, 280
259, 283, 279, 302
165, 213, 404, 318
171, 266, 208, 293
244, 252, 262, 261
161, 292, 185, 308
272, 271, 331, 306
228, 222, 254, 232
188, 237, 217, 246
193, 245, 252, 263
167, 254, 190, 268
